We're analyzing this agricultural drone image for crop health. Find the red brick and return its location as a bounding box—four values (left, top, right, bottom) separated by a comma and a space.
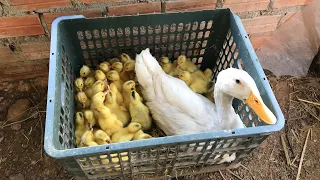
224, 1, 269, 13
0, 47, 21, 63
22, 43, 50, 60
44, 9, 102, 29
11, 0, 71, 11
79, 0, 132, 4
108, 2, 161, 16
250, 35, 270, 50
274, 0, 314, 8
280, 11, 297, 26
166, 0, 217, 12
0, 62, 48, 82
242, 15, 281, 34
0, 15, 45, 38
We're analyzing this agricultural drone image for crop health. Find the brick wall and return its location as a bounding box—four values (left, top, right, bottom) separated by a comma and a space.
0, 0, 313, 81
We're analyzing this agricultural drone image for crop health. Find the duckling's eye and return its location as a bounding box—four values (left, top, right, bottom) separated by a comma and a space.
235, 79, 241, 84
80, 84, 83, 86
135, 124, 140, 127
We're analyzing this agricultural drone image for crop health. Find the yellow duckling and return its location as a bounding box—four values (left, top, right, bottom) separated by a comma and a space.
104, 89, 130, 126
75, 77, 84, 92
204, 85, 215, 103
111, 122, 142, 143
109, 57, 120, 64
178, 71, 209, 94
120, 53, 133, 64
159, 57, 175, 75
93, 105, 123, 136
122, 80, 136, 108
91, 80, 105, 96
177, 55, 199, 73
129, 90, 152, 131
109, 83, 124, 106
93, 129, 111, 145
112, 62, 130, 82
99, 62, 110, 74
204, 68, 213, 81
95, 70, 106, 81
84, 110, 97, 129
132, 130, 153, 140
85, 77, 96, 88
107, 70, 124, 92
75, 112, 90, 146
77, 92, 91, 108
123, 60, 136, 80
80, 131, 98, 146
80, 65, 91, 78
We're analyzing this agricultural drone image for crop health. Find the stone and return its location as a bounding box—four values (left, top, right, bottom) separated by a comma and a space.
7, 99, 30, 122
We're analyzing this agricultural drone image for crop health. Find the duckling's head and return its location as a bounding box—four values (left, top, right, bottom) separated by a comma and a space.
159, 57, 170, 64
124, 61, 135, 71
127, 122, 142, 133
112, 62, 123, 73
120, 53, 132, 63
81, 131, 94, 145
93, 80, 105, 91
215, 68, 277, 125
109, 83, 119, 93
92, 92, 106, 104
75, 112, 85, 125
77, 92, 88, 103
137, 134, 153, 140
85, 77, 96, 88
94, 130, 111, 144
93, 105, 111, 118
105, 90, 116, 104
84, 110, 94, 129
99, 63, 110, 73
204, 68, 213, 77
178, 71, 191, 81
95, 70, 106, 81
177, 55, 186, 65
80, 65, 91, 77
75, 78, 84, 89
123, 80, 136, 91
107, 70, 120, 81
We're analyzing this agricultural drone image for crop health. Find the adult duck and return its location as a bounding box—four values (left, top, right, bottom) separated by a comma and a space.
135, 48, 276, 136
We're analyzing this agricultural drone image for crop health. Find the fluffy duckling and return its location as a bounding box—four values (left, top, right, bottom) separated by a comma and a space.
109, 83, 124, 106
111, 122, 142, 143
95, 70, 106, 81
91, 91, 107, 118
129, 90, 152, 131
107, 70, 124, 92
91, 80, 105, 96
122, 80, 136, 108
80, 65, 91, 78
204, 68, 213, 81
93, 105, 123, 136
93, 129, 111, 145
77, 92, 91, 108
133, 130, 152, 140
159, 57, 175, 75
85, 77, 96, 88
204, 85, 215, 103
112, 62, 130, 82
75, 77, 84, 92
120, 53, 133, 64
75, 112, 90, 146
177, 55, 199, 73
123, 60, 136, 80
84, 110, 96, 129
109, 58, 120, 64
104, 89, 130, 126
178, 71, 209, 94
99, 62, 110, 74
80, 131, 98, 147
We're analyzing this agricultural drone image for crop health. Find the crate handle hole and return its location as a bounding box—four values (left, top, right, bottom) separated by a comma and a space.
52, 53, 54, 55
232, 131, 235, 134
49, 99, 52, 102
106, 146, 109, 150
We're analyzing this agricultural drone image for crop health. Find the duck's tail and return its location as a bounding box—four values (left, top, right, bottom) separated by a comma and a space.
135, 48, 164, 91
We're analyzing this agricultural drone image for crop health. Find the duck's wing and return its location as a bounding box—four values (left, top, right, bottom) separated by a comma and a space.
135, 49, 217, 135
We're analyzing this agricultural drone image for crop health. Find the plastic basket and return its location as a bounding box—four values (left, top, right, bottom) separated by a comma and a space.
44, 9, 285, 179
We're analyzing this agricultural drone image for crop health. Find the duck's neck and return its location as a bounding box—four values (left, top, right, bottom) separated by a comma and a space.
214, 88, 235, 125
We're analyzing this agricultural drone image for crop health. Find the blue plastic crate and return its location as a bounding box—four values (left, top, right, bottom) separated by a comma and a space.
44, 9, 284, 179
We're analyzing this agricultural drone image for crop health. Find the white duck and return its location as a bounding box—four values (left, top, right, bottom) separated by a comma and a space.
135, 48, 276, 136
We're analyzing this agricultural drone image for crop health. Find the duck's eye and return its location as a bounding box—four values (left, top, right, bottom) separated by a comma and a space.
235, 79, 241, 84
254, 98, 259, 104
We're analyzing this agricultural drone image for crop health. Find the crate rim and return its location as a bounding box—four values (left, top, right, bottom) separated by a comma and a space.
44, 11, 285, 159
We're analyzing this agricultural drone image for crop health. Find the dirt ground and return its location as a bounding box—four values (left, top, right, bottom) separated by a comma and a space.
0, 71, 319, 180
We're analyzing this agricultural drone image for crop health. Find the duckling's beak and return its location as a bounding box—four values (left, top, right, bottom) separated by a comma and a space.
88, 124, 93, 131
245, 91, 277, 125
106, 139, 112, 144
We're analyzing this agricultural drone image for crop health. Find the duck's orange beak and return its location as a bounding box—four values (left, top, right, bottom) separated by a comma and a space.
245, 91, 277, 125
